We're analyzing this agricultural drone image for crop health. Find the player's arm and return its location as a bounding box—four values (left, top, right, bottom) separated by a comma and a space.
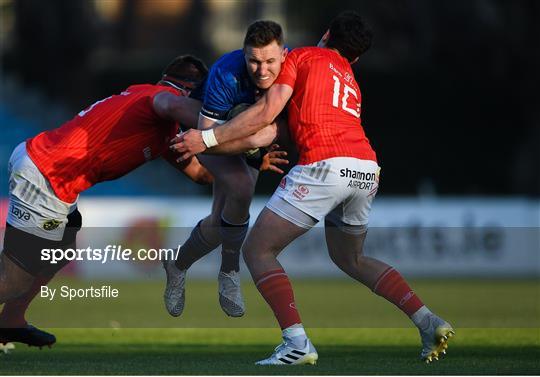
172, 84, 293, 161
215, 84, 293, 144
190, 69, 279, 154
209, 124, 276, 154
175, 108, 286, 172
162, 152, 213, 185
174, 122, 277, 155
153, 92, 202, 129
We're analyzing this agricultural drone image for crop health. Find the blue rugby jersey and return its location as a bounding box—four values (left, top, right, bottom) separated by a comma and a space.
197, 50, 257, 122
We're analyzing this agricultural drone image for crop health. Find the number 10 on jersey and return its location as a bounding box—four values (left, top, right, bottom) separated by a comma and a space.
332, 75, 360, 118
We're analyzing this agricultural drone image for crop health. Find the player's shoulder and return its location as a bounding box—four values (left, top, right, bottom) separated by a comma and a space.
125, 83, 155, 92
289, 46, 325, 57
125, 83, 176, 96
129, 85, 181, 105
291, 47, 350, 70
288, 47, 332, 64
211, 49, 246, 78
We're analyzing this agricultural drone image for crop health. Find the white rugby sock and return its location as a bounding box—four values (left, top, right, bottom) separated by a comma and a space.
411, 305, 433, 328
282, 324, 307, 348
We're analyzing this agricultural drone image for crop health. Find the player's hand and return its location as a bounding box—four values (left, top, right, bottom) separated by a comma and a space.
170, 129, 207, 162
260, 144, 288, 174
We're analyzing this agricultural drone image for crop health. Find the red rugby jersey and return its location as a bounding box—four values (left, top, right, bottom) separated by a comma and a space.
26, 84, 179, 203
274, 47, 376, 165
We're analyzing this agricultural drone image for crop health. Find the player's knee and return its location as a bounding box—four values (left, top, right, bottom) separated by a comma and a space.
0, 258, 34, 302
241, 239, 255, 266
224, 178, 256, 203
219, 166, 257, 191
241, 237, 270, 267
329, 247, 364, 271
328, 249, 348, 271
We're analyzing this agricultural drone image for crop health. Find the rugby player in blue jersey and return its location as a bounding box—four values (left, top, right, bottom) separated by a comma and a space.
163, 20, 288, 317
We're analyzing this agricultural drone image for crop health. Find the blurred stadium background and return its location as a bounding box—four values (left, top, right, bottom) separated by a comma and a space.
0, 0, 538, 374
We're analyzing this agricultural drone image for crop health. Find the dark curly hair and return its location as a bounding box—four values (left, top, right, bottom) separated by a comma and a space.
243, 20, 284, 48
326, 11, 373, 62
162, 55, 208, 83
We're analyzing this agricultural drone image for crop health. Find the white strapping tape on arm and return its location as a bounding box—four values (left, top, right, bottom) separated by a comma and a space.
201, 129, 219, 148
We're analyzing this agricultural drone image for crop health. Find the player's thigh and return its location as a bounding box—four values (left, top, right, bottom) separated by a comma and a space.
198, 154, 254, 182
1, 143, 81, 296
209, 182, 227, 219
2, 208, 82, 280
243, 206, 310, 260
199, 154, 257, 195
271, 158, 356, 227
324, 158, 379, 263
328, 158, 380, 227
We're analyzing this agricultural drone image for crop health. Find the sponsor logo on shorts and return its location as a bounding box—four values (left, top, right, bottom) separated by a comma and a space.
340, 168, 377, 190
10, 205, 31, 221
279, 177, 287, 189
340, 168, 376, 180
308, 161, 331, 182
43, 219, 62, 231
292, 184, 309, 200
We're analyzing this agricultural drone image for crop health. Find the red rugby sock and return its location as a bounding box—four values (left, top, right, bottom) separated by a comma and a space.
255, 269, 302, 330
0, 276, 52, 328
373, 267, 424, 317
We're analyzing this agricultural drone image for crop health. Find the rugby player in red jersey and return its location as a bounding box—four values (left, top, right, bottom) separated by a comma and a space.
0, 55, 283, 348
173, 11, 455, 365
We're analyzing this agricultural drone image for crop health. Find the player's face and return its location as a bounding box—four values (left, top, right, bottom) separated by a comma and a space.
244, 41, 287, 90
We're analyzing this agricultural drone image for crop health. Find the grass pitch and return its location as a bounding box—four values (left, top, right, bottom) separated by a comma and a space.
0, 279, 539, 375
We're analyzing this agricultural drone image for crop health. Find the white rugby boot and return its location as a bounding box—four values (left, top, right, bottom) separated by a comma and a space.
218, 270, 245, 317
163, 259, 187, 317
256, 337, 318, 365
418, 313, 455, 363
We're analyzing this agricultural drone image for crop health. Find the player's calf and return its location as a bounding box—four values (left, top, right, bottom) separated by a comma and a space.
0, 262, 57, 349
175, 219, 220, 271
0, 254, 34, 304
219, 216, 249, 273
217, 216, 249, 317
324, 219, 385, 288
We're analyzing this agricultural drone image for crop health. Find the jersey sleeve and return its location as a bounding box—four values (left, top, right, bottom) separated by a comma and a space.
274, 49, 299, 89
200, 66, 239, 122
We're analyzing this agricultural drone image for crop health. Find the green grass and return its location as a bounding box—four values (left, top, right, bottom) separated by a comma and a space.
0, 279, 539, 374
1, 328, 538, 375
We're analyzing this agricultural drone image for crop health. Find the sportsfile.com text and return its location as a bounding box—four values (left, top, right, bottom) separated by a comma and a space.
40, 245, 181, 264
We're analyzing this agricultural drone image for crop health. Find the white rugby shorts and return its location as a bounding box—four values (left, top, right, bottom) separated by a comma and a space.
266, 157, 380, 229
6, 142, 77, 241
